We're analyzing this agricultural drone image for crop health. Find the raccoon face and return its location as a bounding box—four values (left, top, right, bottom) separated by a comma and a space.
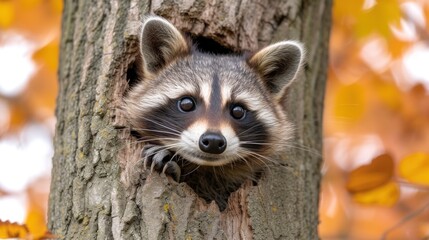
124, 16, 304, 167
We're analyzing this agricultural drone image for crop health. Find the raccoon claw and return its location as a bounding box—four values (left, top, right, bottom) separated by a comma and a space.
142, 144, 171, 170
150, 148, 171, 172
141, 144, 180, 181
162, 161, 181, 182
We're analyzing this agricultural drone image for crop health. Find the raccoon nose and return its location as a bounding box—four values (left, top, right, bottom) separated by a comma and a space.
199, 132, 227, 154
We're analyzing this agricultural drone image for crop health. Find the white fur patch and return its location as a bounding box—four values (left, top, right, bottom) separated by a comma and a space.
199, 81, 211, 108
220, 123, 239, 154
234, 91, 266, 112
179, 120, 241, 166
234, 91, 279, 128
138, 82, 197, 112
221, 84, 232, 107
180, 120, 208, 156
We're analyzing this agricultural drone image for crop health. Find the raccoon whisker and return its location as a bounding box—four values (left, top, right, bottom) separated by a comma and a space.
166, 150, 187, 176
243, 152, 291, 173
177, 156, 193, 168
237, 151, 274, 176
212, 166, 223, 184
132, 128, 182, 137
281, 143, 322, 157
146, 144, 182, 160
181, 163, 200, 177
239, 141, 273, 146
239, 141, 280, 152
143, 123, 181, 135
247, 153, 272, 168
242, 134, 321, 158
148, 115, 184, 130
236, 149, 266, 164
138, 116, 182, 134
234, 152, 254, 171
158, 143, 182, 152
169, 148, 180, 159
239, 141, 276, 152
173, 148, 201, 172
238, 150, 279, 166
239, 138, 321, 158
238, 123, 267, 136
132, 137, 179, 143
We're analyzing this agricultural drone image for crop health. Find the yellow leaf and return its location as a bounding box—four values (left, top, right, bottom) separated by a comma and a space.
21, 0, 42, 8
333, 83, 366, 123
50, 0, 63, 14
360, 0, 401, 38
339, 0, 402, 39
0, 1, 14, 28
374, 80, 402, 110
0, 220, 29, 239
33, 39, 59, 71
9, 102, 28, 130
333, 0, 365, 20
387, 38, 409, 58
352, 181, 399, 206
399, 152, 429, 185
346, 154, 394, 193
25, 204, 48, 239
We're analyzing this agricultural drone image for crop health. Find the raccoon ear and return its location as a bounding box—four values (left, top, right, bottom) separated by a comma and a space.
248, 41, 304, 98
140, 16, 190, 75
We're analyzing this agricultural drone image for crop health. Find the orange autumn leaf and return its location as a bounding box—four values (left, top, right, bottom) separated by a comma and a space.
33, 39, 60, 72
426, 3, 429, 32
372, 77, 402, 111
0, 1, 14, 28
24, 66, 58, 116
333, 0, 365, 20
8, 102, 28, 130
333, 0, 402, 39
346, 154, 394, 193
386, 37, 410, 58
355, 0, 402, 39
399, 152, 429, 185
21, 0, 43, 9
0, 220, 29, 239
352, 181, 400, 206
419, 221, 429, 239
25, 205, 48, 239
333, 83, 366, 124
49, 0, 63, 14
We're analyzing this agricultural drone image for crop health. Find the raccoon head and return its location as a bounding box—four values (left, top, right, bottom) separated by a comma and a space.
125, 16, 304, 167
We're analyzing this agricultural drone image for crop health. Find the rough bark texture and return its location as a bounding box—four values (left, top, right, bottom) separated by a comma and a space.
48, 0, 331, 239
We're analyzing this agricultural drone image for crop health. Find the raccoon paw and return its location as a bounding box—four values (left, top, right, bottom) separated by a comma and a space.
162, 161, 181, 182
141, 144, 181, 181
141, 144, 170, 171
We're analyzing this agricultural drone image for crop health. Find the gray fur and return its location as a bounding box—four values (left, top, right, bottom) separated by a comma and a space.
248, 41, 305, 99
140, 16, 189, 75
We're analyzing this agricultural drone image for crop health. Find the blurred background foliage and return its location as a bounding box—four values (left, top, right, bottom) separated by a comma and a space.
0, 0, 428, 239
0, 0, 60, 238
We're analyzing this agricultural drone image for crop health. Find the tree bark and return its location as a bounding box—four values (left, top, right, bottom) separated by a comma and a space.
48, 0, 331, 239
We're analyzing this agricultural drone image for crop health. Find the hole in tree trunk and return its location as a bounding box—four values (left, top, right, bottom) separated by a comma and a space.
189, 35, 236, 55
126, 57, 144, 90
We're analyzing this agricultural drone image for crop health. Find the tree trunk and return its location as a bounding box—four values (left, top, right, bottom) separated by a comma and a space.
48, 0, 331, 239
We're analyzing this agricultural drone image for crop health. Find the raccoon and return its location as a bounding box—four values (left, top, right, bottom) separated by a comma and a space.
124, 16, 304, 210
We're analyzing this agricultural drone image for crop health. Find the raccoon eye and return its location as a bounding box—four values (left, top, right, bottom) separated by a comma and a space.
230, 105, 246, 120
178, 97, 196, 112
